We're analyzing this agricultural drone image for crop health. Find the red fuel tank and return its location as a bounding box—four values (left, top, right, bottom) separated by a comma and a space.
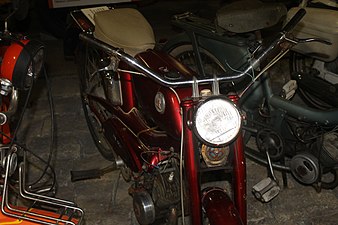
133, 50, 196, 139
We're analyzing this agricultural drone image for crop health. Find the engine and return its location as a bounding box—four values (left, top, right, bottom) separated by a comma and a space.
131, 158, 181, 225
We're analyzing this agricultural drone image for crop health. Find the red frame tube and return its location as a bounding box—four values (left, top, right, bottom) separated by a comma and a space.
232, 135, 247, 224
181, 99, 203, 225
181, 96, 246, 225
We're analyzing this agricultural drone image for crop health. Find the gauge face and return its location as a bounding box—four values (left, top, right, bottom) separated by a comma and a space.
194, 97, 241, 146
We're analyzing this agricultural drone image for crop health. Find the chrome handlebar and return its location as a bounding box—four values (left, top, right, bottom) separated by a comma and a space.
79, 9, 306, 88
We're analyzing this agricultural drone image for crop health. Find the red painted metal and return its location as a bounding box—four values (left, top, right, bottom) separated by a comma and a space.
85, 47, 247, 224
88, 95, 180, 172
133, 50, 196, 139
133, 75, 185, 138
0, 102, 11, 144
181, 99, 203, 225
102, 117, 143, 172
232, 135, 247, 224
118, 62, 136, 111
228, 93, 247, 224
1, 40, 29, 82
202, 188, 243, 225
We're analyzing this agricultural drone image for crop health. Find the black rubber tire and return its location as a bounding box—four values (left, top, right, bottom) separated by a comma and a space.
167, 44, 226, 77
289, 52, 337, 109
77, 44, 116, 161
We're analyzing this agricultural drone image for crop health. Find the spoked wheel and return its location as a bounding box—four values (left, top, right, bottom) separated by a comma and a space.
290, 52, 338, 109
77, 44, 116, 161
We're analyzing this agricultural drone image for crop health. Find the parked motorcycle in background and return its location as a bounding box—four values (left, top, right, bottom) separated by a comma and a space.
0, 9, 83, 225
71, 5, 305, 224
288, 0, 338, 109
162, 0, 338, 203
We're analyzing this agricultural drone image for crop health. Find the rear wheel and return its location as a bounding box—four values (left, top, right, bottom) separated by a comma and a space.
77, 44, 116, 161
290, 52, 338, 109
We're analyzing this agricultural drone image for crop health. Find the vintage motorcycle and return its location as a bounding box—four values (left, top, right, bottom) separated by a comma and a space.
288, 0, 338, 109
162, 0, 338, 201
71, 5, 305, 224
0, 11, 84, 224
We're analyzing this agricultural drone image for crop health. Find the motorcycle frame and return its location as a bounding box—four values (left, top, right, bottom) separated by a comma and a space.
75, 7, 307, 224
240, 74, 338, 127
181, 99, 246, 225
80, 33, 246, 224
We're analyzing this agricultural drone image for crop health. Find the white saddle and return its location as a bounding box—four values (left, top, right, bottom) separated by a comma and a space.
94, 8, 155, 56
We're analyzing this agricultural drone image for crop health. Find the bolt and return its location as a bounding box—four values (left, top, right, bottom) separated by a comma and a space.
168, 172, 174, 182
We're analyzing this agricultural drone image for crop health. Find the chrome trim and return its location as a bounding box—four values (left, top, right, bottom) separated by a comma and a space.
1, 151, 84, 225
4, 89, 19, 118
79, 33, 269, 87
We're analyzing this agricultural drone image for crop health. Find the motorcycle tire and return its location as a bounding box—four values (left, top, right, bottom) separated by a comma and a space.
290, 52, 338, 110
77, 44, 116, 161
166, 44, 226, 77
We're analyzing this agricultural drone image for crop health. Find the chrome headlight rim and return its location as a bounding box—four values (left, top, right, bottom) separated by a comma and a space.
193, 96, 242, 147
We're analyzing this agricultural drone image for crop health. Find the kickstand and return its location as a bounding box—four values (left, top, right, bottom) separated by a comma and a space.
111, 171, 121, 206
280, 157, 288, 188
265, 149, 277, 182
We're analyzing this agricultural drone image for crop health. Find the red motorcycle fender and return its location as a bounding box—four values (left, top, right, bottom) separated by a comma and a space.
202, 188, 244, 225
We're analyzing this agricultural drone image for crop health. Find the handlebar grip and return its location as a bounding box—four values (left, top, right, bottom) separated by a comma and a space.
282, 8, 306, 33
71, 169, 102, 182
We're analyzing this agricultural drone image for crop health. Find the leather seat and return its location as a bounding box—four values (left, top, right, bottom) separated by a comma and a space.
94, 8, 155, 56
216, 0, 287, 33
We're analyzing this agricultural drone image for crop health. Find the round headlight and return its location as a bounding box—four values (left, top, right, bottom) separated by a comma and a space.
194, 96, 241, 146
1, 39, 44, 90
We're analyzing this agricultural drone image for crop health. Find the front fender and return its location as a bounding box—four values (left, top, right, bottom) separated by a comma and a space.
202, 188, 244, 225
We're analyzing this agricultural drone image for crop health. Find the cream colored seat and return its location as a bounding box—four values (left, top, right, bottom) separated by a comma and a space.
94, 8, 155, 56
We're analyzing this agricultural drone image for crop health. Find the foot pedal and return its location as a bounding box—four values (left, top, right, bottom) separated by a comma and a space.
252, 177, 280, 203
71, 163, 117, 182
280, 79, 297, 100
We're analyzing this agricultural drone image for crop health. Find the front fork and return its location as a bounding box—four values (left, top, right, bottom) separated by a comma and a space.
181, 99, 246, 225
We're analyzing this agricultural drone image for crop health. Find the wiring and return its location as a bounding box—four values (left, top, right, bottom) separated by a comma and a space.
0, 130, 57, 187
140, 151, 161, 169
239, 49, 290, 98
0, 35, 58, 192
224, 59, 254, 80
27, 65, 57, 191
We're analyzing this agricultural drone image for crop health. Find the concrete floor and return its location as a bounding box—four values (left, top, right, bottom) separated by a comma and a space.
15, 1, 338, 224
